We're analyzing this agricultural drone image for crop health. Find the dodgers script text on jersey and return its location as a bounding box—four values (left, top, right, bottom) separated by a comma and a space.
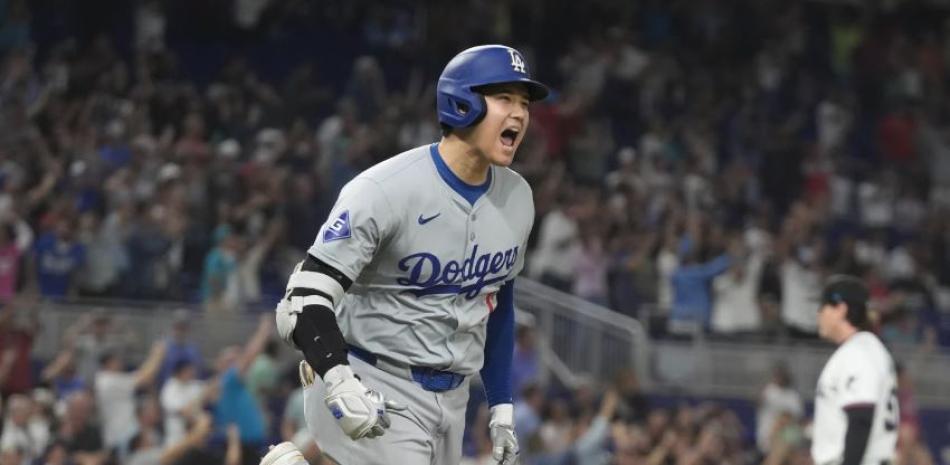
397, 244, 520, 298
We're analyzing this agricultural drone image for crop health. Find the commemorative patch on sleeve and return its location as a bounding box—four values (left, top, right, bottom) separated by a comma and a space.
323, 210, 352, 242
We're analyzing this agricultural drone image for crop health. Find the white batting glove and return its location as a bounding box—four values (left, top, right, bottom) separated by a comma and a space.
259, 441, 308, 465
489, 404, 520, 465
321, 364, 406, 440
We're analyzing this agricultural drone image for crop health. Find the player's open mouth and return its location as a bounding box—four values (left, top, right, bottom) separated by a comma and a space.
500, 128, 519, 147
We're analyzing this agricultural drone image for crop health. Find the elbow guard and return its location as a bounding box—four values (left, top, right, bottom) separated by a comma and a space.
275, 255, 352, 377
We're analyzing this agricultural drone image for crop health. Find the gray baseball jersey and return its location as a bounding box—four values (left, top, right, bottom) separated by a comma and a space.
307, 143, 534, 376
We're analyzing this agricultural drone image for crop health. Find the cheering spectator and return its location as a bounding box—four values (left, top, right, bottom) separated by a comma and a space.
210, 314, 273, 459
0, 298, 38, 396
0, 394, 49, 461
245, 339, 279, 403
94, 339, 167, 448
161, 360, 208, 447
711, 240, 765, 335
614, 369, 648, 424
158, 412, 242, 465
31, 217, 85, 299
530, 196, 580, 292
571, 222, 610, 305
511, 325, 539, 398
0, 214, 32, 302
158, 309, 204, 385
513, 383, 544, 441
56, 391, 104, 462
896, 424, 935, 465
68, 311, 134, 384
200, 225, 245, 312
281, 383, 318, 461
756, 364, 803, 454
669, 242, 732, 334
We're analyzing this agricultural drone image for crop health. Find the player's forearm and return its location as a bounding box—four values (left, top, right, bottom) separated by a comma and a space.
224, 430, 242, 465
134, 343, 167, 387
574, 415, 610, 455
281, 420, 296, 441
238, 317, 274, 374
287, 255, 353, 378
842, 405, 874, 465
13, 219, 33, 252
41, 351, 72, 382
293, 307, 349, 377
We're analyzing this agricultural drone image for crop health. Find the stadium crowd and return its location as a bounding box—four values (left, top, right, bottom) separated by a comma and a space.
1, 0, 949, 348
0, 0, 947, 464
0, 300, 935, 465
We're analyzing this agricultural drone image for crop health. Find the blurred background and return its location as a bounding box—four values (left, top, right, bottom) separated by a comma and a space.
0, 0, 949, 464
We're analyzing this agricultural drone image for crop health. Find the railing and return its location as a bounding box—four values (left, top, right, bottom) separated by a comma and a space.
26, 284, 950, 408
639, 303, 950, 408
30, 299, 268, 363
28, 280, 653, 393
513, 279, 652, 389
649, 336, 950, 407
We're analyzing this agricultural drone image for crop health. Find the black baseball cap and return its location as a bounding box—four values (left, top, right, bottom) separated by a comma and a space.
819, 274, 871, 329
820, 275, 869, 308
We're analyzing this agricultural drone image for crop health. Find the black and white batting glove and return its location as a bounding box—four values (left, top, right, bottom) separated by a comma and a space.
489, 404, 520, 465
319, 364, 406, 440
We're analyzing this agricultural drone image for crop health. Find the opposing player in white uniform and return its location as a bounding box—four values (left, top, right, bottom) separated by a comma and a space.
812, 275, 898, 465
260, 45, 549, 465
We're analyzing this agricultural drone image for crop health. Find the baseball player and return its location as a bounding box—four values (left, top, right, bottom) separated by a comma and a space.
262, 45, 548, 465
812, 275, 898, 465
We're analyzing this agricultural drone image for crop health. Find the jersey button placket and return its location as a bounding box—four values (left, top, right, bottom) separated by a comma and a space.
468, 214, 476, 242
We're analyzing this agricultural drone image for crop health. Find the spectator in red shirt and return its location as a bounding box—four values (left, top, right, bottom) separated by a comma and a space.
878, 106, 918, 163
0, 299, 37, 396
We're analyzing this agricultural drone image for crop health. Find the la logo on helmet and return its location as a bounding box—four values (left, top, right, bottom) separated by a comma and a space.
508, 49, 526, 73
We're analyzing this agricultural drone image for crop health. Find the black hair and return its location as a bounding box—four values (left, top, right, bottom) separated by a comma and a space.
173, 359, 194, 376
846, 300, 871, 330
99, 351, 120, 366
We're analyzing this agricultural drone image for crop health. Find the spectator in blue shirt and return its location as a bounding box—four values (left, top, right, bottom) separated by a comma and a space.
512, 325, 540, 399
158, 309, 204, 385
210, 314, 273, 461
32, 218, 86, 299
670, 240, 734, 333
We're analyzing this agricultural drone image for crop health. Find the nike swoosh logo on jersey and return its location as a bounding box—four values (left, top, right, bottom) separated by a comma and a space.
418, 213, 441, 225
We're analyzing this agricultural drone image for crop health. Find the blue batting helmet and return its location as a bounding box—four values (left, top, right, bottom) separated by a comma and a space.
436, 45, 550, 129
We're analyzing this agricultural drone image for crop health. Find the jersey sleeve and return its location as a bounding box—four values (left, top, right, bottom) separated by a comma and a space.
835, 347, 882, 409
308, 178, 395, 282
480, 279, 515, 406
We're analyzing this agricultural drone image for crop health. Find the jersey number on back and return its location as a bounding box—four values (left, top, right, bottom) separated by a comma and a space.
883, 388, 898, 432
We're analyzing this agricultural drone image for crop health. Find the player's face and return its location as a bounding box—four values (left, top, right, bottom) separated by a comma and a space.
471, 84, 531, 166
817, 302, 843, 340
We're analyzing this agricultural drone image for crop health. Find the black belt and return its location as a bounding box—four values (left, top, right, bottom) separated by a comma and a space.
347, 345, 465, 392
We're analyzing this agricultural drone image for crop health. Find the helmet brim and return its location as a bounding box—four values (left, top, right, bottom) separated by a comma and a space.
473, 78, 550, 102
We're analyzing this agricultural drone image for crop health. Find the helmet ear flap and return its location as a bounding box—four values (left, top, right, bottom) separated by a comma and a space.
467, 94, 487, 127
441, 91, 486, 128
